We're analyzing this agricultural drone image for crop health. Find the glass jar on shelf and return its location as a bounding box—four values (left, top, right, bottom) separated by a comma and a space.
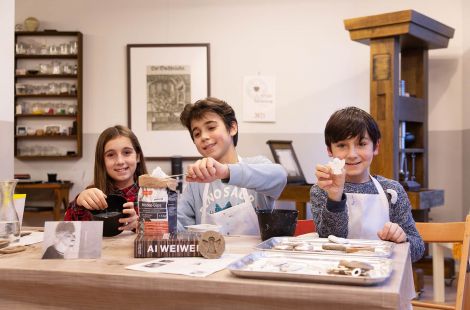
27, 44, 37, 55
60, 43, 69, 55
69, 84, 77, 95
40, 44, 48, 55
32, 85, 42, 95
15, 42, 26, 54
56, 102, 66, 115
44, 102, 54, 115
70, 41, 78, 54
48, 82, 59, 95
48, 45, 58, 55
31, 102, 41, 114
63, 64, 73, 74
51, 61, 62, 74
15, 102, 23, 115
15, 83, 26, 95
21, 101, 31, 114
39, 63, 51, 74
59, 83, 70, 94
67, 102, 77, 115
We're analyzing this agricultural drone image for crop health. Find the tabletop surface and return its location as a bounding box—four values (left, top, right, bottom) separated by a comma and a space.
0, 232, 414, 310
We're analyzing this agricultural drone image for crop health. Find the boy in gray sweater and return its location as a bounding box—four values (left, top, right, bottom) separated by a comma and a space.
311, 107, 424, 262
177, 97, 287, 236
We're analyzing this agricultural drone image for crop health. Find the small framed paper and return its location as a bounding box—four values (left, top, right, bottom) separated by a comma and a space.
267, 140, 306, 184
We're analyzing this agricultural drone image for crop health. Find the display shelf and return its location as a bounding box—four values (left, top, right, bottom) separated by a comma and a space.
14, 30, 82, 160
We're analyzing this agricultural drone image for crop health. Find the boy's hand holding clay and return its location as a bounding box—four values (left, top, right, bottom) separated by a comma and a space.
186, 157, 230, 183
315, 158, 346, 202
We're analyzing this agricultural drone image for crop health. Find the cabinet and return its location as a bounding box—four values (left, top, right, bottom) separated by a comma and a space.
14, 31, 82, 160
344, 10, 453, 215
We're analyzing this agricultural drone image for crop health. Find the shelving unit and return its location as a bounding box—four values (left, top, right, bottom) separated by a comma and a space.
14, 30, 82, 160
344, 10, 454, 218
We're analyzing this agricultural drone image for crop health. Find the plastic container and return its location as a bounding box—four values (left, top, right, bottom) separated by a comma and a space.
256, 209, 298, 241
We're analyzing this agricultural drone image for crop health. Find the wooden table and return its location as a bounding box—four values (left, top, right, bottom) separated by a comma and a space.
0, 233, 415, 309
278, 184, 311, 219
16, 182, 73, 220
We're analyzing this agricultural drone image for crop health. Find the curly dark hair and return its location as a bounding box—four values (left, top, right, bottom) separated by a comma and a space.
179, 97, 238, 146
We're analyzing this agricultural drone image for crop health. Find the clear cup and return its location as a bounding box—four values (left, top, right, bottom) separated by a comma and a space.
52, 61, 62, 74
60, 83, 69, 94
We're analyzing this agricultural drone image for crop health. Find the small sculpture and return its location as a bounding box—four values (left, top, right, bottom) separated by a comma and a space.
23, 17, 39, 32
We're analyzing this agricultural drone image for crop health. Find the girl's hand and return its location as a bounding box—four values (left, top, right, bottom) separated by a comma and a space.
186, 157, 229, 183
315, 164, 345, 201
77, 188, 107, 210
377, 222, 407, 243
120, 202, 138, 231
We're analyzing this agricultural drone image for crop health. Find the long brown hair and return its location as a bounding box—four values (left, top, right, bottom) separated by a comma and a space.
93, 125, 148, 193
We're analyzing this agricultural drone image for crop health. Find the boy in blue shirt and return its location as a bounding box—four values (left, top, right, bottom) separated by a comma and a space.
177, 97, 287, 236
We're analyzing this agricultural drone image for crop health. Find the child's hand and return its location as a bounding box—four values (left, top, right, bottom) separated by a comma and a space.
377, 222, 406, 243
77, 188, 107, 210
315, 164, 345, 201
186, 157, 229, 183
120, 202, 138, 231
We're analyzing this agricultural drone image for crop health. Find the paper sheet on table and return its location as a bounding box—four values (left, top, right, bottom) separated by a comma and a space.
17, 231, 44, 246
126, 254, 243, 277
3, 231, 44, 250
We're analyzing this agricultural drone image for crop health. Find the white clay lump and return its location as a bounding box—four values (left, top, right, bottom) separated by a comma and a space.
328, 158, 345, 175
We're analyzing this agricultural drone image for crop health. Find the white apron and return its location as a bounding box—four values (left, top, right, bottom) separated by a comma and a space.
201, 182, 260, 236
346, 176, 390, 239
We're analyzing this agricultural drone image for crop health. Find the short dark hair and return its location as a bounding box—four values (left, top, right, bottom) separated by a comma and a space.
56, 222, 75, 234
179, 97, 238, 146
324, 106, 381, 150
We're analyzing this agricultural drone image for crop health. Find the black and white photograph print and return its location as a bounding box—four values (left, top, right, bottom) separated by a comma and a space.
42, 221, 103, 259
146, 65, 190, 131
127, 44, 210, 158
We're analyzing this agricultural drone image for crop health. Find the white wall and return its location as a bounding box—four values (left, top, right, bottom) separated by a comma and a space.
0, 0, 14, 180
462, 0, 470, 216
15, 0, 466, 220
464, 0, 470, 131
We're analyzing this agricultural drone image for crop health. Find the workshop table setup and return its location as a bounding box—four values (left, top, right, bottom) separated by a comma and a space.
0, 231, 414, 310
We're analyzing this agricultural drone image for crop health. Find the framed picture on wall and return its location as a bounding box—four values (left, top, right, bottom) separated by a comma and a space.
267, 140, 306, 184
127, 43, 210, 160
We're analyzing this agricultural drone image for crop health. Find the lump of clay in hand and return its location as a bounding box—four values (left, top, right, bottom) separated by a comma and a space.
328, 158, 345, 175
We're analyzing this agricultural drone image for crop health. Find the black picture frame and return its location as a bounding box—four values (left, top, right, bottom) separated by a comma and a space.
127, 43, 210, 160
266, 140, 306, 184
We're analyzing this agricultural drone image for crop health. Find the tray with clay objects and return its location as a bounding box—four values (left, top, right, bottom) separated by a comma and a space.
254, 236, 393, 258
227, 251, 393, 285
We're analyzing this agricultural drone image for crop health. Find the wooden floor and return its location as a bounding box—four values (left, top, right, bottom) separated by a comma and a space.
22, 209, 458, 308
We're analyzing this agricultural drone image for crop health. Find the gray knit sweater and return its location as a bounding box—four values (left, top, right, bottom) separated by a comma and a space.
310, 175, 424, 262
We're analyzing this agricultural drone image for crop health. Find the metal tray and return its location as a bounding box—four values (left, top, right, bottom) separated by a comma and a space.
255, 237, 393, 257
228, 251, 392, 285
